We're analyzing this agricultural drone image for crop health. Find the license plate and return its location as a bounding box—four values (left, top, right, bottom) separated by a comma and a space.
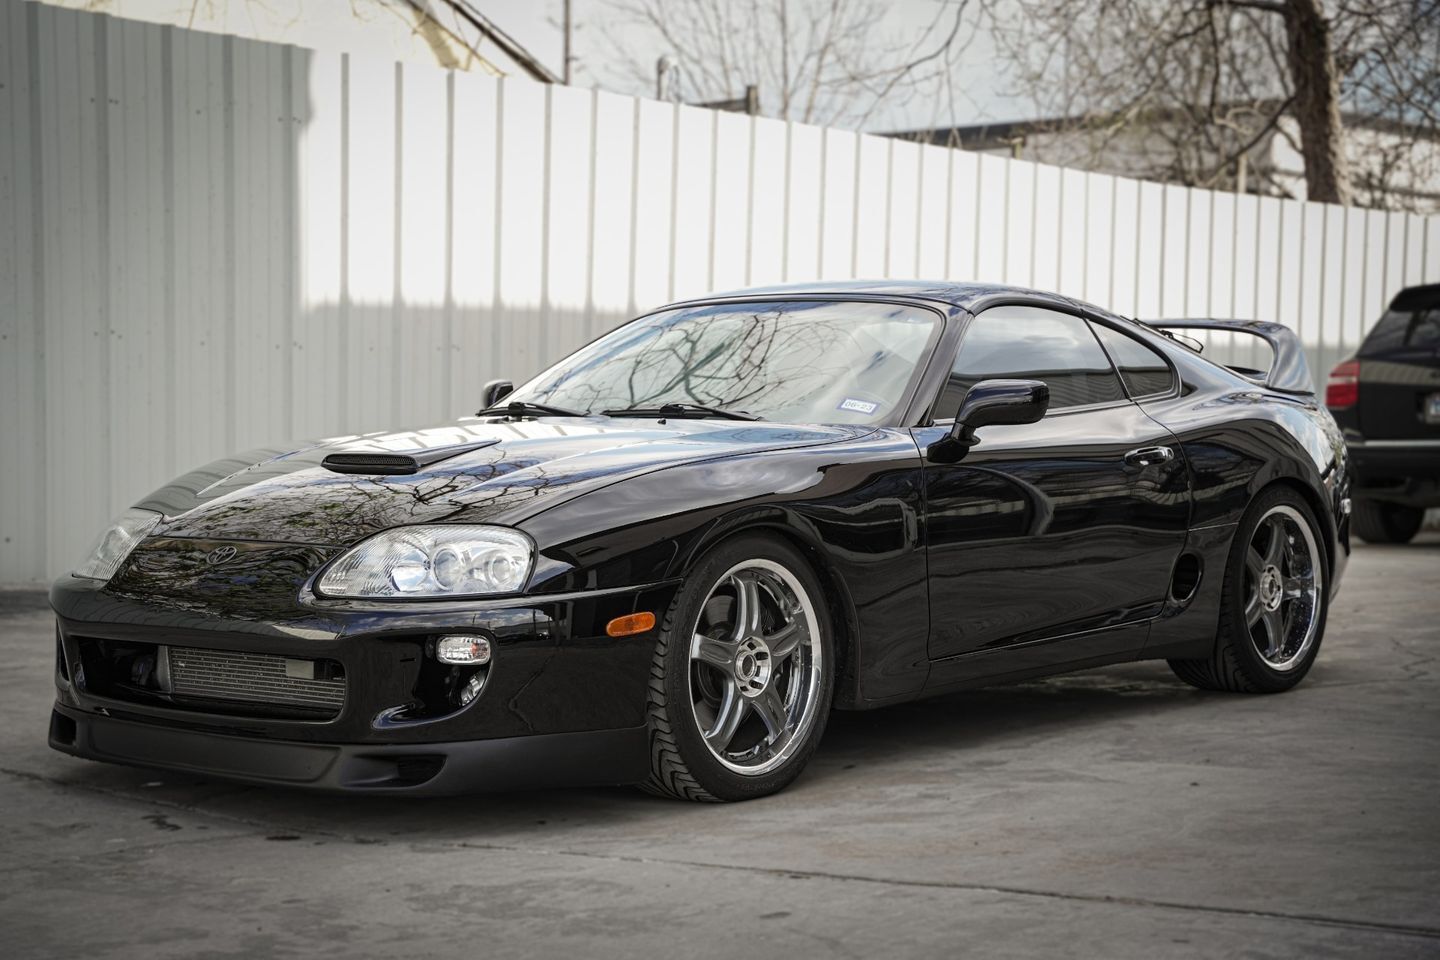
1428, 392, 1440, 425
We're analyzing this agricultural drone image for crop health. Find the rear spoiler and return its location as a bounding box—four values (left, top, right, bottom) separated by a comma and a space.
1142, 319, 1315, 396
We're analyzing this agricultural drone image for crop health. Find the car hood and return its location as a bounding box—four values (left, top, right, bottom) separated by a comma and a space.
139, 416, 870, 547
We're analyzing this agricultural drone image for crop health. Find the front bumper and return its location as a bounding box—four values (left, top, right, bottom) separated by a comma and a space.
49, 572, 679, 793
48, 705, 648, 794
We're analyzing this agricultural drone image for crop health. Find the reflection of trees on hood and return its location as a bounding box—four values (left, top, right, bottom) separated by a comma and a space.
162, 459, 580, 546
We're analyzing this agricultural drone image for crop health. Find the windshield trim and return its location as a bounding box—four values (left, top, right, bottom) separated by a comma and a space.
508, 296, 952, 430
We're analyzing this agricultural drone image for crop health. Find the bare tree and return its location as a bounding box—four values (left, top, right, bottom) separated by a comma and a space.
586, 0, 976, 129
985, 0, 1440, 207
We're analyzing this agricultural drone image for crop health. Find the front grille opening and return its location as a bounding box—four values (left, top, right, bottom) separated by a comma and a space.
75, 637, 168, 699
168, 646, 346, 718
73, 637, 346, 721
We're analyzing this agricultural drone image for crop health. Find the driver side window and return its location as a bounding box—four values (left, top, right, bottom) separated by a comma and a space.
933, 305, 1125, 420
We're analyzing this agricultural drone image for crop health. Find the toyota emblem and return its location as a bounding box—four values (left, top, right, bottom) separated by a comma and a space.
206, 545, 238, 565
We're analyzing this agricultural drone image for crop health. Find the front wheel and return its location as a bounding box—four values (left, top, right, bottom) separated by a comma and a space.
1351, 498, 1423, 544
1169, 486, 1328, 693
642, 534, 834, 802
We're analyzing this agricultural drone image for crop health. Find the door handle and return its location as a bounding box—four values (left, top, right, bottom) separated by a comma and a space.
1125, 445, 1174, 467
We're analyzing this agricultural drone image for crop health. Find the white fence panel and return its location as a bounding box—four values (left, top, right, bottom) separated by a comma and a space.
1109, 178, 1139, 317
917, 144, 949, 280
887, 139, 921, 280
2, 0, 1438, 581
975, 154, 1007, 281
1030, 163, 1060, 292
1005, 160, 1035, 288
947, 151, 979, 282
1085, 174, 1115, 306
1057, 167, 1087, 298
586, 90, 634, 324
672, 103, 714, 301
785, 121, 823, 283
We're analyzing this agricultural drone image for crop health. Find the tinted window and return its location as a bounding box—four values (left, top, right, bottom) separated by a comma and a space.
933, 305, 1124, 420
1361, 288, 1440, 356
508, 300, 940, 425
1090, 322, 1175, 397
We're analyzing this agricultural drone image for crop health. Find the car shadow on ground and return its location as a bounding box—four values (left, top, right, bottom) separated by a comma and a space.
45, 660, 1222, 839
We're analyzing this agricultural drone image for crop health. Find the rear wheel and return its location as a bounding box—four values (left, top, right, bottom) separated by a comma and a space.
1168, 486, 1328, 693
642, 534, 834, 802
1351, 498, 1423, 544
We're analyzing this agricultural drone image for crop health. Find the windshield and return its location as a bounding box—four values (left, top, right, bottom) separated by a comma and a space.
507, 299, 942, 425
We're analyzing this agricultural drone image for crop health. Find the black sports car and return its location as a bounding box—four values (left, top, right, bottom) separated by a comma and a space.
1325, 283, 1440, 543
49, 282, 1351, 801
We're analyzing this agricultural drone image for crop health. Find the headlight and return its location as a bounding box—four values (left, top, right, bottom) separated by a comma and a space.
73, 508, 162, 582
316, 526, 534, 599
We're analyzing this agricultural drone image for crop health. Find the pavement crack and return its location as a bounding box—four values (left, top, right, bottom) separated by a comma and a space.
449, 841, 1440, 943
0, 829, 257, 876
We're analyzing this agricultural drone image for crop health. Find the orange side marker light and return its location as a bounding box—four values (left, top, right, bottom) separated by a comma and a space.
606, 612, 657, 637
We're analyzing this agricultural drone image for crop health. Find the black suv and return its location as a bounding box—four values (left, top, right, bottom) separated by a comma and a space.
1326, 283, 1440, 543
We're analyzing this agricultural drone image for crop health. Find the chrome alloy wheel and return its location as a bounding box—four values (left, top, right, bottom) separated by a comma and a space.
1244, 504, 1323, 672
687, 559, 824, 776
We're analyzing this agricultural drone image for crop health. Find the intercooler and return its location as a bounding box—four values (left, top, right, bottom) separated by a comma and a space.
164, 646, 346, 717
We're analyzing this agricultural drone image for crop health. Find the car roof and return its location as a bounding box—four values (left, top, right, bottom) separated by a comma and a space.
670, 279, 1085, 315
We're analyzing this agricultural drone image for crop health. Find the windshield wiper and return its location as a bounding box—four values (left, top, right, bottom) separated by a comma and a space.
602, 402, 761, 421
477, 400, 590, 418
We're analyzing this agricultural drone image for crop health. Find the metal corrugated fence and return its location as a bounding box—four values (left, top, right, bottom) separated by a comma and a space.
2, 0, 1439, 582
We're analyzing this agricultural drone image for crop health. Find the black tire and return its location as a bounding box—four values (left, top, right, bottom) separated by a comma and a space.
641, 533, 835, 802
1168, 485, 1329, 694
1351, 498, 1423, 544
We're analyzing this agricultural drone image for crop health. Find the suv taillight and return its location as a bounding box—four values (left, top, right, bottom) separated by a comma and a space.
1326, 359, 1360, 409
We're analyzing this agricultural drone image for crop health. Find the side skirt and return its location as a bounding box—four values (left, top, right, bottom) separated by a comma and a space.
840, 523, 1238, 711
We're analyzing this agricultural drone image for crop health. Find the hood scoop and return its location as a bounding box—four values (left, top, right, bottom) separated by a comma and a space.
321, 439, 500, 475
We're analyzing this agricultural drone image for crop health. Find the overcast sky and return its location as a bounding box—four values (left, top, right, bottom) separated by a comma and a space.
479, 0, 1034, 132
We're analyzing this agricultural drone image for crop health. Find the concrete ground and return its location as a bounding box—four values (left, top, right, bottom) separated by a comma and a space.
1, 538, 1437, 959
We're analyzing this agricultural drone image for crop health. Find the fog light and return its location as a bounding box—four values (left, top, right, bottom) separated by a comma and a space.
457, 672, 485, 707
437, 635, 492, 665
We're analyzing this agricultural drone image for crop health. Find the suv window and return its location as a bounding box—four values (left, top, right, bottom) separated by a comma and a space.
933, 305, 1125, 420
1090, 322, 1175, 397
1361, 287, 1440, 356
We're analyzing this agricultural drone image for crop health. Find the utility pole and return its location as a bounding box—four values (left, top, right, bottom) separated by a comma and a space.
562, 0, 572, 84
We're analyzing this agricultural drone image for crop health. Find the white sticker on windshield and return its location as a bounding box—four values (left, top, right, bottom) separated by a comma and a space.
837, 397, 879, 415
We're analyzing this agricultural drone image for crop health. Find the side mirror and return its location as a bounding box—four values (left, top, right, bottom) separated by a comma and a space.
928, 379, 1049, 462
478, 379, 514, 413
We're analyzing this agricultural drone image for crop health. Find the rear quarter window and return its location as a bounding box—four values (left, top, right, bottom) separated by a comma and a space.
1090, 322, 1176, 398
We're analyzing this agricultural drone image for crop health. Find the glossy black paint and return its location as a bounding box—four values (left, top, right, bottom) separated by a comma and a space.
915, 397, 1193, 669
48, 280, 1352, 792
928, 378, 1050, 462
1151, 319, 1316, 395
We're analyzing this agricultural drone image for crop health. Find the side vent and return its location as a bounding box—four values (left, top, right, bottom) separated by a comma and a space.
1169, 553, 1203, 604
321, 438, 500, 476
